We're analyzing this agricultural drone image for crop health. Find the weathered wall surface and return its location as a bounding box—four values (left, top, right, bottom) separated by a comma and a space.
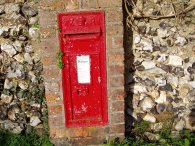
0, 0, 46, 134
125, 0, 195, 139
39, 0, 125, 146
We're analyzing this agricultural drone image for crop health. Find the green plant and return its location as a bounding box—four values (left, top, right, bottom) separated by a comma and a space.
57, 51, 64, 69
134, 121, 151, 135
160, 119, 173, 139
102, 138, 130, 146
0, 129, 53, 146
32, 22, 39, 29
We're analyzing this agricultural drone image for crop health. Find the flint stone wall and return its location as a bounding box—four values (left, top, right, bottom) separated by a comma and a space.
0, 0, 46, 134
125, 0, 195, 139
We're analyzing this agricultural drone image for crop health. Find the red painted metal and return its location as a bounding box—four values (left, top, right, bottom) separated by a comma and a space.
58, 11, 108, 127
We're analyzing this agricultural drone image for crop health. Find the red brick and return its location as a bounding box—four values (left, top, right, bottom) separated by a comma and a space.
72, 137, 106, 146
68, 127, 89, 138
110, 113, 124, 124
42, 56, 57, 66
110, 76, 124, 87
39, 0, 67, 10
50, 127, 66, 139
46, 92, 62, 104
106, 24, 123, 36
108, 53, 124, 65
112, 101, 124, 112
81, 0, 121, 8
88, 127, 109, 137
49, 116, 64, 127
40, 27, 56, 39
48, 105, 63, 116
110, 124, 124, 134
39, 10, 57, 27
106, 9, 123, 23
43, 67, 60, 79
112, 36, 123, 48
45, 81, 61, 92
109, 64, 124, 75
109, 88, 125, 100
40, 38, 58, 54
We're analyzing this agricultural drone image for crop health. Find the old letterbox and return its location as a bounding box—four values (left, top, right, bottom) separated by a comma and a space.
58, 12, 108, 127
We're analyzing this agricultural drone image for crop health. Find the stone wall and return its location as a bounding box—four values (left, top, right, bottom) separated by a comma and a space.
39, 0, 125, 146
0, 0, 46, 134
125, 0, 195, 139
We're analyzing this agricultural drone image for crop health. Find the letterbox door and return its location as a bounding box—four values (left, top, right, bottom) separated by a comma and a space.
58, 11, 107, 127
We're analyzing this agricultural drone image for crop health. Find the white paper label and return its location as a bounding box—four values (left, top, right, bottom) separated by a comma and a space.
76, 55, 90, 84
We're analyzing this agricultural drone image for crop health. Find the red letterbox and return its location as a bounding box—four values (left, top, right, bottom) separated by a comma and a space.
58, 11, 108, 127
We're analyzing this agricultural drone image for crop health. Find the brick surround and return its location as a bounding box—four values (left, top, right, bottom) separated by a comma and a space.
38, 0, 124, 145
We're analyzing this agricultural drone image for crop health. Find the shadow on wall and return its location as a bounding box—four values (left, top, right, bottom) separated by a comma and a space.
123, 0, 135, 136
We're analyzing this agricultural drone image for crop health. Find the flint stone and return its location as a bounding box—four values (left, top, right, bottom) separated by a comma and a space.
143, 114, 156, 123
150, 122, 163, 132
144, 78, 155, 86
18, 35, 27, 41
168, 55, 183, 66
18, 82, 28, 90
144, 132, 160, 141
159, 46, 168, 53
24, 45, 33, 53
192, 62, 195, 69
142, 61, 156, 70
1, 43, 17, 57
4, 79, 14, 89
179, 85, 190, 96
175, 36, 187, 46
159, 83, 173, 92
22, 4, 38, 17
160, 64, 172, 72
173, 67, 185, 77
28, 16, 38, 25
0, 94, 13, 104
156, 104, 166, 113
0, 105, 7, 120
189, 82, 195, 88
14, 54, 24, 63
8, 105, 20, 121
155, 77, 166, 86
175, 119, 185, 131
139, 97, 155, 111
134, 34, 141, 44
130, 84, 147, 94
189, 89, 195, 97
155, 91, 166, 104
166, 104, 174, 112
157, 54, 167, 62
146, 67, 166, 74
141, 38, 153, 51
174, 98, 183, 103
167, 96, 173, 103
168, 76, 178, 87
0, 27, 9, 36
0, 5, 4, 14
153, 36, 161, 45
4, 4, 20, 14
136, 65, 145, 71
187, 67, 195, 74
29, 28, 39, 39
138, 25, 146, 35
30, 116, 41, 127
157, 28, 168, 38
24, 53, 33, 64
13, 41, 23, 52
